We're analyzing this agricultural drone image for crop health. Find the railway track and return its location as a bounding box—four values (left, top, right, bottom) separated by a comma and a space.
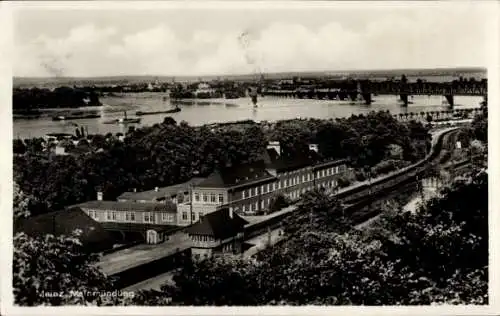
339, 128, 460, 224
245, 128, 461, 238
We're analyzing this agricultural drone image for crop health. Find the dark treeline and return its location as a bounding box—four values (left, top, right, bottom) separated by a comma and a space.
13, 87, 101, 112
14, 111, 430, 216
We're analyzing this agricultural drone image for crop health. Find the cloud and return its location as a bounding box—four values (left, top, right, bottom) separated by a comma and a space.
14, 9, 488, 77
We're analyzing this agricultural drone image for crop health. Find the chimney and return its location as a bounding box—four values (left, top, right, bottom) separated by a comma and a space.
267, 141, 281, 156
97, 191, 103, 201
229, 207, 233, 219
155, 187, 159, 192
309, 144, 319, 153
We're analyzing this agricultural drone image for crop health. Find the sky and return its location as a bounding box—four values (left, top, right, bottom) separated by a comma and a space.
12, 2, 493, 77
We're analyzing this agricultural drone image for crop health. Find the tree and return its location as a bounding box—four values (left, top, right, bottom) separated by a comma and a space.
13, 139, 26, 155
13, 231, 117, 306
163, 116, 177, 125
284, 189, 348, 235
268, 194, 290, 213
13, 183, 30, 223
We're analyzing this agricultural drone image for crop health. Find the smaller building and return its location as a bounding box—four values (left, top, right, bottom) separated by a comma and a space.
194, 82, 216, 98
16, 208, 116, 253
185, 208, 248, 260
71, 199, 179, 244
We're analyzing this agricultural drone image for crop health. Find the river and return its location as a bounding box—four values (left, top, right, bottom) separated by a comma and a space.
13, 93, 483, 139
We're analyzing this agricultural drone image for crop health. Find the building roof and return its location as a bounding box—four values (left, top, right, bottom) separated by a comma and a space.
263, 148, 321, 172
197, 161, 276, 189
264, 147, 347, 172
117, 178, 205, 202
185, 208, 248, 240
70, 200, 177, 213
16, 208, 116, 252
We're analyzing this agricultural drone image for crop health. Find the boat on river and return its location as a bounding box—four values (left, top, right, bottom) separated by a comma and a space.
135, 104, 181, 116
103, 111, 141, 124
52, 112, 101, 121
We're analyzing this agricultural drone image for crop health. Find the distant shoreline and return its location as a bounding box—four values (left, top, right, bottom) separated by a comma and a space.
13, 67, 487, 88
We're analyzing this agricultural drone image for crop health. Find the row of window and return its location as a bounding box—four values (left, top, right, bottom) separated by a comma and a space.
239, 179, 338, 214
87, 210, 175, 224
193, 192, 225, 204
182, 211, 203, 222
316, 165, 346, 178
240, 165, 345, 200
191, 235, 216, 242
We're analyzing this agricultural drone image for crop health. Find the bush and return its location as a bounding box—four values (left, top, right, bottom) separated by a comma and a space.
337, 176, 351, 188
354, 171, 366, 182
269, 194, 291, 213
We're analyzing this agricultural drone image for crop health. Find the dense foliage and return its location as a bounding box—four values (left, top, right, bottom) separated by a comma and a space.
13, 232, 118, 306
13, 87, 101, 112
268, 111, 430, 167
132, 170, 488, 305
14, 112, 429, 215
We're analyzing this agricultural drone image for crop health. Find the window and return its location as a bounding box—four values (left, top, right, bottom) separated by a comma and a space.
302, 175, 306, 182
267, 183, 270, 192
317, 171, 320, 178
218, 194, 224, 203
210, 194, 216, 203
162, 213, 173, 222
203, 194, 208, 202
255, 202, 258, 210
195, 193, 200, 202
106, 211, 111, 220
191, 213, 196, 221
272, 182, 276, 190
261, 200, 264, 208
144, 212, 154, 223
126, 212, 135, 221
279, 181, 282, 189
335, 166, 339, 173
198, 212, 204, 220
112, 211, 117, 221
254, 187, 258, 195
284, 179, 288, 187
182, 212, 188, 220
242, 190, 246, 199
242, 205, 246, 212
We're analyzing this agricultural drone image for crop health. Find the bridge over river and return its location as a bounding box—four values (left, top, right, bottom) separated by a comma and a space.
262, 76, 487, 107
